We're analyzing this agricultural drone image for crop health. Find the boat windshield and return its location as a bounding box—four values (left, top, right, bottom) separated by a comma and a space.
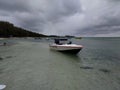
54, 39, 72, 45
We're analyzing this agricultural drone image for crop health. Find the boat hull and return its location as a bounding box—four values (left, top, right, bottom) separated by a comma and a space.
58, 48, 82, 54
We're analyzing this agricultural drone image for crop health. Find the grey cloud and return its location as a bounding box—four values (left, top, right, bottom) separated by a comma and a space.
0, 0, 30, 12
42, 0, 81, 23
108, 0, 120, 2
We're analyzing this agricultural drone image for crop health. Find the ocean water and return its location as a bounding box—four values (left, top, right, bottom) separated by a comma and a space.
0, 37, 120, 90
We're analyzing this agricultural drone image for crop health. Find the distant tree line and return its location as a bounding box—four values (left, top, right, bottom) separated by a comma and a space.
0, 21, 46, 37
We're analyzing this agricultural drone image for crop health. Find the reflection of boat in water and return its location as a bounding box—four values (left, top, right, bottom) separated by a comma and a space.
49, 39, 83, 54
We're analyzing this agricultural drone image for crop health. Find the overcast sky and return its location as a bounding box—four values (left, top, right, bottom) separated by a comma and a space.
0, 0, 120, 37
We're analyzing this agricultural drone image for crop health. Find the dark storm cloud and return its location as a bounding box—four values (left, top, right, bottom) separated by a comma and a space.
0, 0, 120, 36
0, 0, 30, 12
40, 0, 81, 23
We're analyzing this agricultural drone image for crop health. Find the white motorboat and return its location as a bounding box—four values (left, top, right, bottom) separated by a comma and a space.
49, 39, 83, 54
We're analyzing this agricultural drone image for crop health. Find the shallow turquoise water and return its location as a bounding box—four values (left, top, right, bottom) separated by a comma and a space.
0, 37, 120, 90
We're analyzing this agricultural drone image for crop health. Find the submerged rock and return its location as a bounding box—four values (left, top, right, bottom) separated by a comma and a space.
80, 66, 93, 70
0, 57, 3, 60
99, 69, 111, 73
6, 56, 13, 59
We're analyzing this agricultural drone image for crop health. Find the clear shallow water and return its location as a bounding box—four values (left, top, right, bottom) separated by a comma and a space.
0, 37, 120, 90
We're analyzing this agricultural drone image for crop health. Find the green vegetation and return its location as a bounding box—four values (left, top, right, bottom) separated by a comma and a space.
0, 21, 46, 37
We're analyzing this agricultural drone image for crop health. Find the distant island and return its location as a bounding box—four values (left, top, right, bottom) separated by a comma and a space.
0, 21, 46, 37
